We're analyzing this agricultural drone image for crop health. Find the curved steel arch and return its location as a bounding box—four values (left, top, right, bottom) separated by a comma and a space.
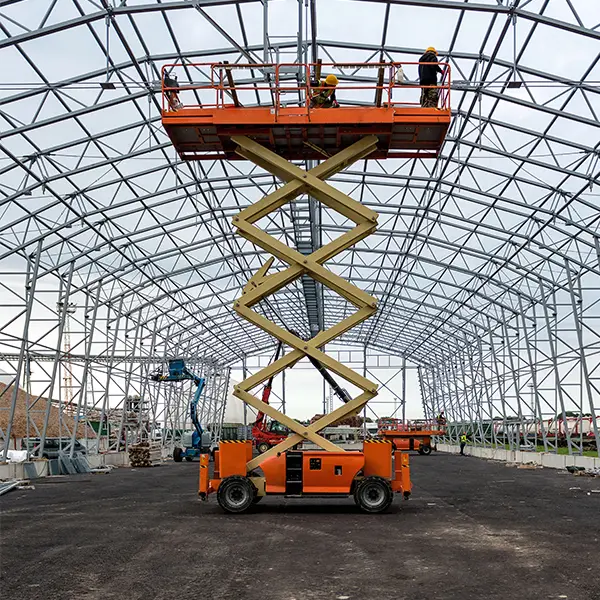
1, 0, 599, 456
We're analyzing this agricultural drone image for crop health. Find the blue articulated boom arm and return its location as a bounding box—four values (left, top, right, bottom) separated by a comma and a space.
150, 359, 206, 439
188, 374, 206, 439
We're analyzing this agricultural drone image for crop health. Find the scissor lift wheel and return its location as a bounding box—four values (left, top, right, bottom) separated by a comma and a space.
217, 476, 256, 514
354, 476, 394, 513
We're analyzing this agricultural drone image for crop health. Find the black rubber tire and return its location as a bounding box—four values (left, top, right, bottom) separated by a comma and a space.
185, 456, 193, 462
173, 447, 183, 462
420, 445, 432, 456
354, 476, 393, 514
217, 476, 255, 514
257, 442, 270, 454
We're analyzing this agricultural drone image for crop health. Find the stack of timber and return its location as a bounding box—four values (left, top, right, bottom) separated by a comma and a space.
128, 442, 161, 467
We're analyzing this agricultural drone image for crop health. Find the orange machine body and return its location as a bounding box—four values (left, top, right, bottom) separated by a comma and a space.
380, 429, 443, 454
200, 440, 411, 500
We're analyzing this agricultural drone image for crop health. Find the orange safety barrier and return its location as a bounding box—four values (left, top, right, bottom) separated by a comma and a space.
160, 62, 451, 161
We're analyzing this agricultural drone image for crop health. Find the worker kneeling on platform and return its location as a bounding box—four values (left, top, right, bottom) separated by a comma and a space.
419, 47, 443, 108
310, 74, 339, 108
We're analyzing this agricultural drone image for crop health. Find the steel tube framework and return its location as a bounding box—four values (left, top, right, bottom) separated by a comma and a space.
0, 0, 599, 458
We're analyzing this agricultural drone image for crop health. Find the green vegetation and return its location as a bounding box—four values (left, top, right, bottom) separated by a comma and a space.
541, 446, 597, 458
499, 443, 597, 457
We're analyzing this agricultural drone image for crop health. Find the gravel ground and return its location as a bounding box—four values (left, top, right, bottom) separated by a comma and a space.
1, 453, 599, 600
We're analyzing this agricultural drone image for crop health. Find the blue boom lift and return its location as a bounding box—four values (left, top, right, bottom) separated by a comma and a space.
150, 359, 211, 462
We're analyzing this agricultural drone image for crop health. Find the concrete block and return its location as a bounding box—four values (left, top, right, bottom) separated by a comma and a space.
529, 453, 543, 465
0, 462, 24, 480
438, 444, 454, 454
573, 455, 596, 470
103, 452, 130, 468
541, 453, 566, 470
87, 455, 103, 468
31, 460, 48, 478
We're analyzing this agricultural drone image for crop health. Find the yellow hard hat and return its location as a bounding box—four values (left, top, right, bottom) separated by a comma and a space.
325, 74, 339, 86
426, 46, 437, 54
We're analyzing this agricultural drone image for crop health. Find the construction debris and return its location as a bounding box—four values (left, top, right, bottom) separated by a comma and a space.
566, 465, 599, 477
90, 467, 113, 474
128, 442, 161, 468
0, 480, 22, 496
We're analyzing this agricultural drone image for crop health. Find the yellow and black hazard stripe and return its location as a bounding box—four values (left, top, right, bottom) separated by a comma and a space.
364, 439, 391, 444
219, 440, 250, 444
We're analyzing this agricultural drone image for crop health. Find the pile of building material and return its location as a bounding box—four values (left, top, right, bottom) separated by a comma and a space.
566, 465, 600, 477
128, 442, 161, 467
0, 479, 34, 495
0, 480, 22, 496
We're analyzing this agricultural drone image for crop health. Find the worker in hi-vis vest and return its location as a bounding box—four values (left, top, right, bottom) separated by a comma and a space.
310, 74, 339, 108
460, 433, 468, 456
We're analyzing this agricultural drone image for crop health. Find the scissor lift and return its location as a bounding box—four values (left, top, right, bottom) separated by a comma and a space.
161, 62, 451, 513
379, 420, 447, 455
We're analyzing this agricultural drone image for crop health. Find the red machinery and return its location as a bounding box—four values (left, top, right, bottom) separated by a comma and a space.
252, 342, 289, 453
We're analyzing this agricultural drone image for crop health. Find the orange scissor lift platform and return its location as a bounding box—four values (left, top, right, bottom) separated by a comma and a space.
161, 62, 451, 161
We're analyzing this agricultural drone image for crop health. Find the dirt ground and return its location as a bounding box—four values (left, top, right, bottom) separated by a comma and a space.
2, 453, 599, 600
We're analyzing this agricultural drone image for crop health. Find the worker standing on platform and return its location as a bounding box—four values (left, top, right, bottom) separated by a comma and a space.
418, 47, 443, 108
310, 74, 339, 108
460, 432, 468, 456
436, 410, 446, 428
164, 72, 183, 111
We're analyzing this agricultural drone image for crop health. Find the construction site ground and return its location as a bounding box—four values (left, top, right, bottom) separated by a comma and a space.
2, 453, 598, 600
